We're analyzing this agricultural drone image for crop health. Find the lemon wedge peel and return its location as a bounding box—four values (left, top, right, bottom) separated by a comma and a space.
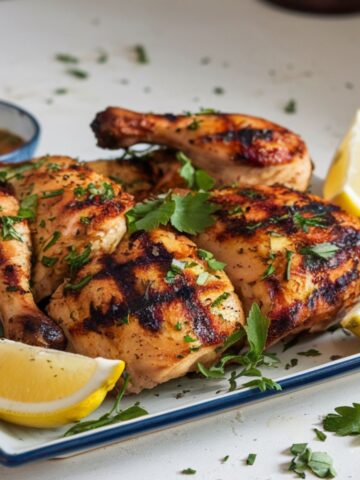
341, 302, 360, 338
0, 339, 124, 428
323, 109, 360, 217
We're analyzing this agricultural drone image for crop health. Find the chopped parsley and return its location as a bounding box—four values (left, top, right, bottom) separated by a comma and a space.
293, 212, 328, 232
74, 182, 115, 203
196, 271, 209, 285
262, 252, 276, 279
221, 455, 229, 463
323, 403, 360, 436
180, 468, 196, 475
246, 453, 256, 465
55, 53, 79, 64
41, 256, 58, 268
175, 321, 182, 331
165, 259, 187, 284
134, 44, 149, 64
0, 217, 23, 242
184, 335, 197, 343
18, 194, 38, 220
284, 99, 297, 114
97, 49, 108, 64
187, 118, 202, 130
80, 216, 91, 225
54, 88, 68, 95
65, 244, 92, 276
177, 151, 215, 192
298, 349, 321, 357
300, 243, 339, 261
285, 358, 298, 370
213, 86, 225, 95
42, 188, 64, 199
314, 428, 327, 442
64, 274, 93, 291
288, 443, 336, 478
46, 162, 62, 171
66, 68, 89, 79
198, 248, 226, 270
211, 292, 230, 308
43, 231, 61, 251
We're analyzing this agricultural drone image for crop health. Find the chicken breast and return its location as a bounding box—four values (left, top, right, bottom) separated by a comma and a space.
7, 156, 134, 301
91, 107, 312, 191
0, 185, 65, 349
47, 228, 244, 393
194, 185, 360, 346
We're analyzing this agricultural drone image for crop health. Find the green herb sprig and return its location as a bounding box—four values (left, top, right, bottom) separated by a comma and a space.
288, 443, 336, 478
177, 151, 215, 192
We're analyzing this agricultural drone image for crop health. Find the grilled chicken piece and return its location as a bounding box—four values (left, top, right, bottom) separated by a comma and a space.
48, 228, 244, 393
0, 185, 65, 348
88, 148, 184, 201
8, 156, 134, 301
194, 185, 360, 346
91, 107, 312, 191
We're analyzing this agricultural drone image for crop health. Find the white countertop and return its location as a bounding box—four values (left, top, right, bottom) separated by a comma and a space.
0, 0, 359, 477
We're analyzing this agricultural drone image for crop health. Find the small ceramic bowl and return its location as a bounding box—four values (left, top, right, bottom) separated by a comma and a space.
0, 100, 41, 163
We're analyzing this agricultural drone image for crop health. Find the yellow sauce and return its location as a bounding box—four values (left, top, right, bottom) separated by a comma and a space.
0, 129, 25, 155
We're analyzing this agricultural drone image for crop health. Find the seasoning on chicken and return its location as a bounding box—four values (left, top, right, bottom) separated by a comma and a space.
0, 185, 65, 349
91, 107, 312, 191
47, 228, 244, 393
194, 185, 360, 346
7, 156, 134, 301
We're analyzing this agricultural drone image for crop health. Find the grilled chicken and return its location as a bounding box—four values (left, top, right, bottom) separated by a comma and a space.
0, 185, 65, 348
47, 228, 244, 393
195, 185, 360, 346
8, 156, 134, 301
91, 107, 312, 191
88, 149, 184, 201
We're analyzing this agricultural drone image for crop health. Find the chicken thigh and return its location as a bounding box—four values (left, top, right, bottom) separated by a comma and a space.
195, 185, 360, 346
6, 156, 134, 301
0, 185, 65, 348
91, 107, 312, 191
48, 228, 244, 393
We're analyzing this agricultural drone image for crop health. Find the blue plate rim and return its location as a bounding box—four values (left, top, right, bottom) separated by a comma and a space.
0, 100, 41, 163
2, 354, 360, 467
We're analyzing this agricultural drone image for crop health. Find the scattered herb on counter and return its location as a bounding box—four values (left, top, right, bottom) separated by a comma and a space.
282, 334, 301, 352
180, 468, 196, 475
323, 403, 360, 436
213, 86, 225, 95
221, 455, 229, 463
55, 53, 79, 64
63, 374, 148, 437
300, 243, 339, 261
285, 358, 298, 370
246, 453, 257, 465
288, 443, 336, 478
54, 88, 68, 95
197, 303, 281, 393
284, 99, 297, 114
314, 428, 327, 442
134, 44, 149, 64
298, 349, 321, 357
97, 49, 108, 64
66, 68, 89, 79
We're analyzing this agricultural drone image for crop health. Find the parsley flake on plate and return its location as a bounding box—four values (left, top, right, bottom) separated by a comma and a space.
246, 453, 256, 465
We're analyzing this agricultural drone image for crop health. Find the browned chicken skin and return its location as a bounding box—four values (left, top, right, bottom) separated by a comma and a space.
91, 107, 312, 191
0, 185, 65, 349
48, 228, 244, 393
195, 185, 360, 346
8, 156, 134, 301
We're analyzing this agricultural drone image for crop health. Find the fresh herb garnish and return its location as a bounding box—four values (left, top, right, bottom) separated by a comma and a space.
41, 256, 58, 268
80, 216, 91, 225
54, 88, 68, 95
177, 152, 215, 192
175, 321, 182, 331
198, 303, 281, 392
314, 428, 327, 442
97, 49, 108, 64
134, 44, 149, 64
298, 349, 321, 357
184, 335, 197, 343
300, 243, 339, 261
64, 274, 93, 291
74, 182, 115, 203
197, 248, 226, 270
0, 217, 23, 242
196, 271, 209, 285
65, 244, 92, 276
187, 118, 202, 131
323, 403, 360, 436
18, 194, 38, 220
288, 443, 336, 478
63, 374, 148, 436
284, 99, 297, 114
66, 68, 89, 79
180, 468, 196, 475
42, 188, 64, 199
293, 212, 327, 232
165, 259, 187, 284
221, 455, 229, 463
43, 231, 61, 251
211, 292, 230, 308
126, 191, 218, 235
55, 53, 79, 64
246, 453, 256, 465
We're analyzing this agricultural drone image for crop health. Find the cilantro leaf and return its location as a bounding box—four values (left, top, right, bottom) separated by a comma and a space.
314, 428, 327, 442
198, 248, 226, 270
177, 151, 215, 191
300, 243, 339, 260
244, 303, 269, 358
18, 194, 38, 220
323, 403, 360, 436
171, 192, 217, 234
127, 196, 175, 234
289, 444, 336, 479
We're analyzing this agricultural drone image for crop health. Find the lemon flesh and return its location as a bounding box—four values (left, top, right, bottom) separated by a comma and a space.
0, 339, 124, 428
323, 109, 360, 217
341, 303, 360, 337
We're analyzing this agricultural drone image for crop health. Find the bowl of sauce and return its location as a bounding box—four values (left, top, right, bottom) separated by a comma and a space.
0, 100, 40, 163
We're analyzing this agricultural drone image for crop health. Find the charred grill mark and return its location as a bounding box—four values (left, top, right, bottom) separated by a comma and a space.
82, 232, 221, 344
9, 314, 66, 349
267, 301, 302, 344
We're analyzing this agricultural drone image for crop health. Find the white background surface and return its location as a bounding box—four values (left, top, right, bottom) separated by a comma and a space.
0, 0, 359, 477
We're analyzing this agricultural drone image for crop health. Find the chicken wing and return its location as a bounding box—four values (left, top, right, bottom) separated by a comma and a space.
7, 156, 134, 301
91, 107, 312, 191
0, 185, 65, 348
47, 228, 244, 393
194, 185, 360, 346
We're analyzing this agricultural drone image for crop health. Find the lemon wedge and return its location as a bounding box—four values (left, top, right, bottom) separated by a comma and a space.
0, 339, 124, 428
323, 109, 360, 216
341, 303, 360, 337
